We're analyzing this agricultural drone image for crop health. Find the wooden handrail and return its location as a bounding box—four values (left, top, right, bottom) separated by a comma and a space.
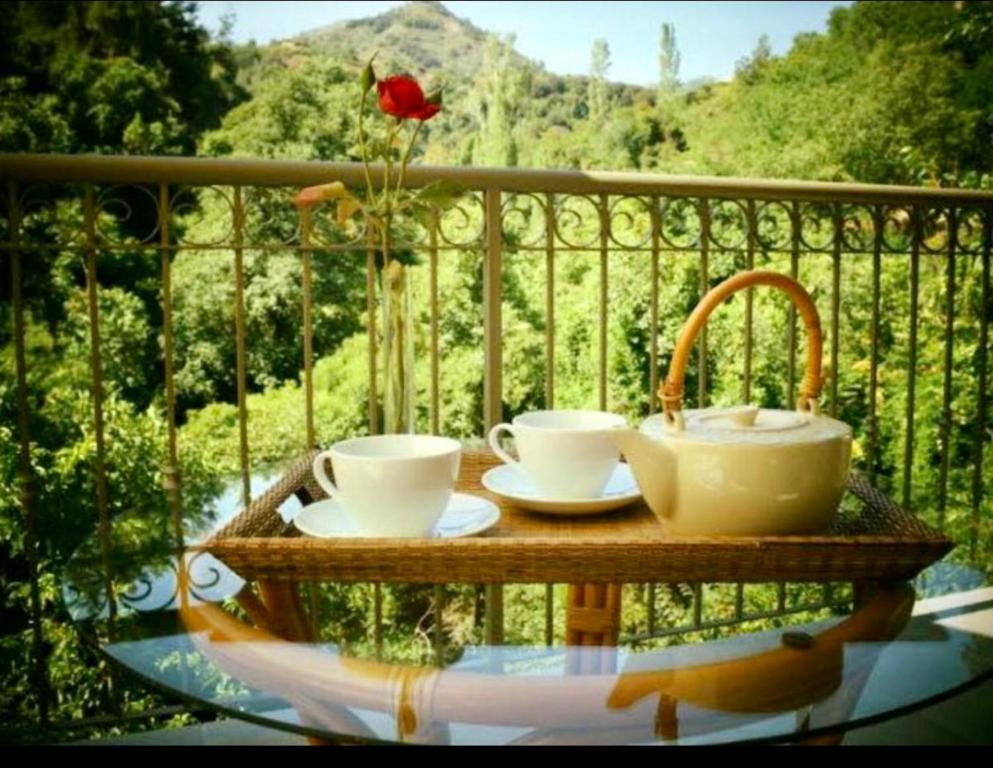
3, 153, 993, 205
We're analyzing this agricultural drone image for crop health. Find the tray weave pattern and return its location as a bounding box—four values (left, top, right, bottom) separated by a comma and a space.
202, 449, 952, 584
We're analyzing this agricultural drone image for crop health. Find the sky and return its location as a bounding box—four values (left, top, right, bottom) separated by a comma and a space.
195, 0, 852, 86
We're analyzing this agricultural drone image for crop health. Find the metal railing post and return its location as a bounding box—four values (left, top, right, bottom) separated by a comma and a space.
8, 181, 50, 724
484, 186, 504, 646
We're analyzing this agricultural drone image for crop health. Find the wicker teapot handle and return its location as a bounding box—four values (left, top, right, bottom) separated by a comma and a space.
659, 270, 824, 423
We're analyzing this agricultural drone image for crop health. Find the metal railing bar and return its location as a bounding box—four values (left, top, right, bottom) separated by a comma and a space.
1, 242, 481, 254
973, 212, 991, 559
545, 193, 555, 409
698, 199, 710, 407
787, 201, 800, 410
692, 583, 703, 628
300, 207, 315, 451
744, 200, 756, 403
159, 184, 183, 550
83, 184, 116, 623
373, 583, 384, 660
483, 188, 503, 430
365, 227, 379, 435
483, 187, 504, 646
8, 181, 50, 725
599, 192, 609, 411
485, 585, 504, 646
647, 584, 657, 635
5, 154, 993, 205
734, 583, 745, 621
830, 203, 842, 417
433, 585, 445, 664
938, 207, 956, 525
0, 240, 936, 256
649, 197, 660, 415
902, 208, 921, 509
545, 584, 554, 646
232, 186, 251, 507
869, 206, 883, 483
429, 208, 440, 433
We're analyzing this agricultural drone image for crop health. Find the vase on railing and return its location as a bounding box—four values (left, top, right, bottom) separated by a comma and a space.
381, 257, 415, 434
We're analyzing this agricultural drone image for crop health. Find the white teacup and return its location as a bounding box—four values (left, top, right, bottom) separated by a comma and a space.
488, 410, 626, 500
311, 435, 461, 537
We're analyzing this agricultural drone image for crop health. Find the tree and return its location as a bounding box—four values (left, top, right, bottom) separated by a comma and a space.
0, 1, 244, 155
589, 38, 611, 124
469, 35, 531, 167
735, 33, 773, 84
658, 22, 681, 100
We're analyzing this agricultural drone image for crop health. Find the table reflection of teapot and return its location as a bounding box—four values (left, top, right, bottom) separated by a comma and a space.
612, 270, 852, 536
607, 582, 914, 742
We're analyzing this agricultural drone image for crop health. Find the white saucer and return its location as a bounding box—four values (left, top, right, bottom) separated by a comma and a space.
292, 492, 500, 539
481, 463, 642, 515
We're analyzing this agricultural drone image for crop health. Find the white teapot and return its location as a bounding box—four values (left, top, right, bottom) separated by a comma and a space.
612, 270, 852, 536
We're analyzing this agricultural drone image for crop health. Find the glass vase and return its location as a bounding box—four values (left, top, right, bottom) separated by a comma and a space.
381, 258, 415, 434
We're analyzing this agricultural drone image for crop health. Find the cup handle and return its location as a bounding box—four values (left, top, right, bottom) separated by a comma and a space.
488, 423, 521, 471
312, 450, 341, 502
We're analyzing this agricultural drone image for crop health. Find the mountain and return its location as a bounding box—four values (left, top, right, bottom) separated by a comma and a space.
294, 0, 530, 81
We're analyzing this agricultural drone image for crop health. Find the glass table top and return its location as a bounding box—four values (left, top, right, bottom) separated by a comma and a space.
61, 473, 993, 745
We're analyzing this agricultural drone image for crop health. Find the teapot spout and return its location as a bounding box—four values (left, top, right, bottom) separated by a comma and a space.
610, 426, 676, 521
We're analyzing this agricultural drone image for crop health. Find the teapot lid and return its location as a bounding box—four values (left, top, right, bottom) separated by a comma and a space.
640, 405, 851, 445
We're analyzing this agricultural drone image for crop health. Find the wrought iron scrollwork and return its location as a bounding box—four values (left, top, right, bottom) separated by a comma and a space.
955, 207, 987, 254
707, 198, 750, 251
94, 184, 162, 246
171, 185, 236, 247
501, 192, 547, 248
918, 206, 950, 254
798, 201, 836, 253
838, 204, 877, 253
436, 191, 485, 248
659, 197, 702, 249
553, 193, 600, 250
606, 195, 654, 250
879, 205, 916, 252
753, 200, 794, 251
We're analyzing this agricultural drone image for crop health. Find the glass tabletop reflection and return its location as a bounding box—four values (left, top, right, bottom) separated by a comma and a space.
61, 473, 993, 746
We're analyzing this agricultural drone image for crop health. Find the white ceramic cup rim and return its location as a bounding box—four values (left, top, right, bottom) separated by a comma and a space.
510, 409, 626, 433
328, 434, 461, 462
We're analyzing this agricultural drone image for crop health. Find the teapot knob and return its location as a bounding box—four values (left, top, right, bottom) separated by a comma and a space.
726, 405, 760, 427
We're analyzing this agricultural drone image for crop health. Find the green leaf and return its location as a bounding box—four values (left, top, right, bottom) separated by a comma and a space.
411, 179, 465, 208
360, 54, 377, 93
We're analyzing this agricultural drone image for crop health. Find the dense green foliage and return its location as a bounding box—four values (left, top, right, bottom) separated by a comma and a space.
2, 0, 992, 742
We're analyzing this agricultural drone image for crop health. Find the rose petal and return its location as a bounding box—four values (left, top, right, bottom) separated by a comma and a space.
292, 182, 348, 208
410, 102, 441, 121
377, 75, 427, 119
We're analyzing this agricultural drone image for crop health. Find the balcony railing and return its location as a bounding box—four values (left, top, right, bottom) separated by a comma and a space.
1, 153, 991, 734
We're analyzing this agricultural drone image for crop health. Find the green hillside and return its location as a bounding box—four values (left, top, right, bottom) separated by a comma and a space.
297, 0, 524, 79
210, 0, 992, 185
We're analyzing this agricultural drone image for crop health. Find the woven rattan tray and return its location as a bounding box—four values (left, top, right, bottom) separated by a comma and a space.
200, 449, 953, 584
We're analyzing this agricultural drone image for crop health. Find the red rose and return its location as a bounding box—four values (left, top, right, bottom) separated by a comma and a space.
409, 102, 440, 121
376, 75, 440, 121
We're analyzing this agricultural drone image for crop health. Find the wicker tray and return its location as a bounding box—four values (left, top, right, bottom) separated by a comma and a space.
199, 449, 953, 584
